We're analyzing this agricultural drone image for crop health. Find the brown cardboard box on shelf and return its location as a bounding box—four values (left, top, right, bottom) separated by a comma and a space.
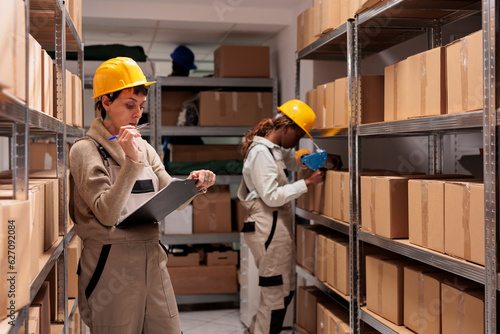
0, 200, 33, 312
29, 34, 43, 112
72, 74, 83, 128
404, 266, 448, 334
325, 236, 350, 296
214, 45, 270, 78
297, 10, 306, 51
359, 75, 385, 124
332, 171, 349, 223
323, 170, 334, 218
65, 69, 73, 124
297, 286, 330, 334
408, 177, 470, 253
207, 250, 238, 266
67, 235, 81, 299
441, 279, 484, 334
316, 234, 328, 282
167, 252, 200, 267
313, 0, 323, 38
0, 0, 15, 91
385, 47, 446, 121
46, 266, 58, 321
328, 305, 350, 334
445, 181, 484, 265
446, 30, 483, 114
192, 185, 231, 233
28, 178, 59, 251
306, 89, 318, 128
365, 254, 406, 325
198, 91, 273, 126
321, 0, 340, 34
5, 0, 26, 101
334, 77, 349, 127
41, 50, 54, 116
168, 265, 238, 294
324, 81, 335, 128
169, 144, 241, 162
316, 302, 339, 334
313, 182, 324, 214
298, 7, 316, 50
161, 91, 194, 126
32, 281, 51, 334
339, 0, 351, 24
315, 84, 327, 129
360, 175, 411, 238
30, 142, 70, 170
296, 224, 318, 275
354, 0, 386, 14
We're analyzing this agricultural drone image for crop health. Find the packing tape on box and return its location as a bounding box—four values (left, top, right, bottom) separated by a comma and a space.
418, 272, 425, 332
463, 183, 472, 260
420, 53, 427, 116
457, 291, 466, 334
461, 37, 469, 112
378, 259, 384, 314
421, 180, 429, 247
370, 177, 377, 234
257, 92, 263, 109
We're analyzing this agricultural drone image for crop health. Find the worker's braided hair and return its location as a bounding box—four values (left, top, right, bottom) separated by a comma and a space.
95, 85, 150, 120
240, 114, 296, 157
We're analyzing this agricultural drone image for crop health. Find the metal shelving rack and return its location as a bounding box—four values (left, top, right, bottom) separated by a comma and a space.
0, 0, 85, 333
154, 76, 278, 305
294, 0, 497, 333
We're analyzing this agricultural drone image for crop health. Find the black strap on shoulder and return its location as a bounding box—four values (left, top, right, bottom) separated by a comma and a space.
259, 274, 283, 287
97, 144, 111, 162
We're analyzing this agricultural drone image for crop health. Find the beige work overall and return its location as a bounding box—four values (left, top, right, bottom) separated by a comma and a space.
238, 144, 296, 334
74, 138, 181, 334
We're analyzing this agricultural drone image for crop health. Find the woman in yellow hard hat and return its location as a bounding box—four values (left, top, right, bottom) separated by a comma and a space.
69, 57, 215, 333
238, 99, 325, 334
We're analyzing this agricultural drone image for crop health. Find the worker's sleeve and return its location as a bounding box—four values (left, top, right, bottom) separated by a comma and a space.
282, 147, 303, 172
249, 149, 307, 208
69, 140, 145, 226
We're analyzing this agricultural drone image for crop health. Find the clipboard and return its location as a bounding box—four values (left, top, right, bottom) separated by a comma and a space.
117, 178, 199, 228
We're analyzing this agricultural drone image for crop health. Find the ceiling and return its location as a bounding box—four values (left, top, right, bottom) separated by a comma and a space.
82, 0, 303, 76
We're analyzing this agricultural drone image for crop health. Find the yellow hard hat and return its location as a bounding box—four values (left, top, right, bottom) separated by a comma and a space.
277, 99, 316, 139
92, 57, 156, 99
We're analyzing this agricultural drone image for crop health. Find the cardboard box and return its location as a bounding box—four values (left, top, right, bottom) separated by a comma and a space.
365, 254, 406, 325
326, 236, 350, 296
332, 171, 349, 223
67, 235, 81, 299
65, 69, 73, 124
207, 250, 238, 266
361, 175, 411, 238
324, 81, 335, 128
32, 281, 51, 334
41, 50, 54, 116
321, 0, 341, 34
328, 306, 350, 334
323, 170, 334, 218
169, 144, 242, 162
163, 204, 193, 235
198, 91, 273, 126
19, 306, 40, 334
409, 179, 446, 253
28, 179, 59, 251
72, 74, 82, 128
313, 182, 324, 214
297, 10, 306, 51
445, 181, 484, 265
0, 0, 15, 90
4, 0, 26, 101
339, 0, 351, 25
161, 91, 194, 126
313, 0, 323, 38
385, 47, 446, 121
192, 185, 231, 233
0, 200, 32, 312
296, 225, 317, 275
317, 302, 339, 334
404, 266, 448, 334
334, 77, 349, 127
446, 30, 483, 114
441, 280, 484, 334
168, 265, 238, 294
359, 75, 385, 124
354, 0, 384, 14
315, 84, 327, 129
316, 234, 328, 282
306, 89, 318, 128
29, 34, 43, 111
46, 265, 57, 321
167, 252, 200, 267
30, 142, 70, 170
297, 286, 330, 333
214, 45, 270, 78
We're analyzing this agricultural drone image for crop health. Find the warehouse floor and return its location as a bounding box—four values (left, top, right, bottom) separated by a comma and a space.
179, 308, 294, 334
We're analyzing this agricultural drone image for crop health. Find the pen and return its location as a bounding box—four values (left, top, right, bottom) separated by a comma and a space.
108, 123, 149, 141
